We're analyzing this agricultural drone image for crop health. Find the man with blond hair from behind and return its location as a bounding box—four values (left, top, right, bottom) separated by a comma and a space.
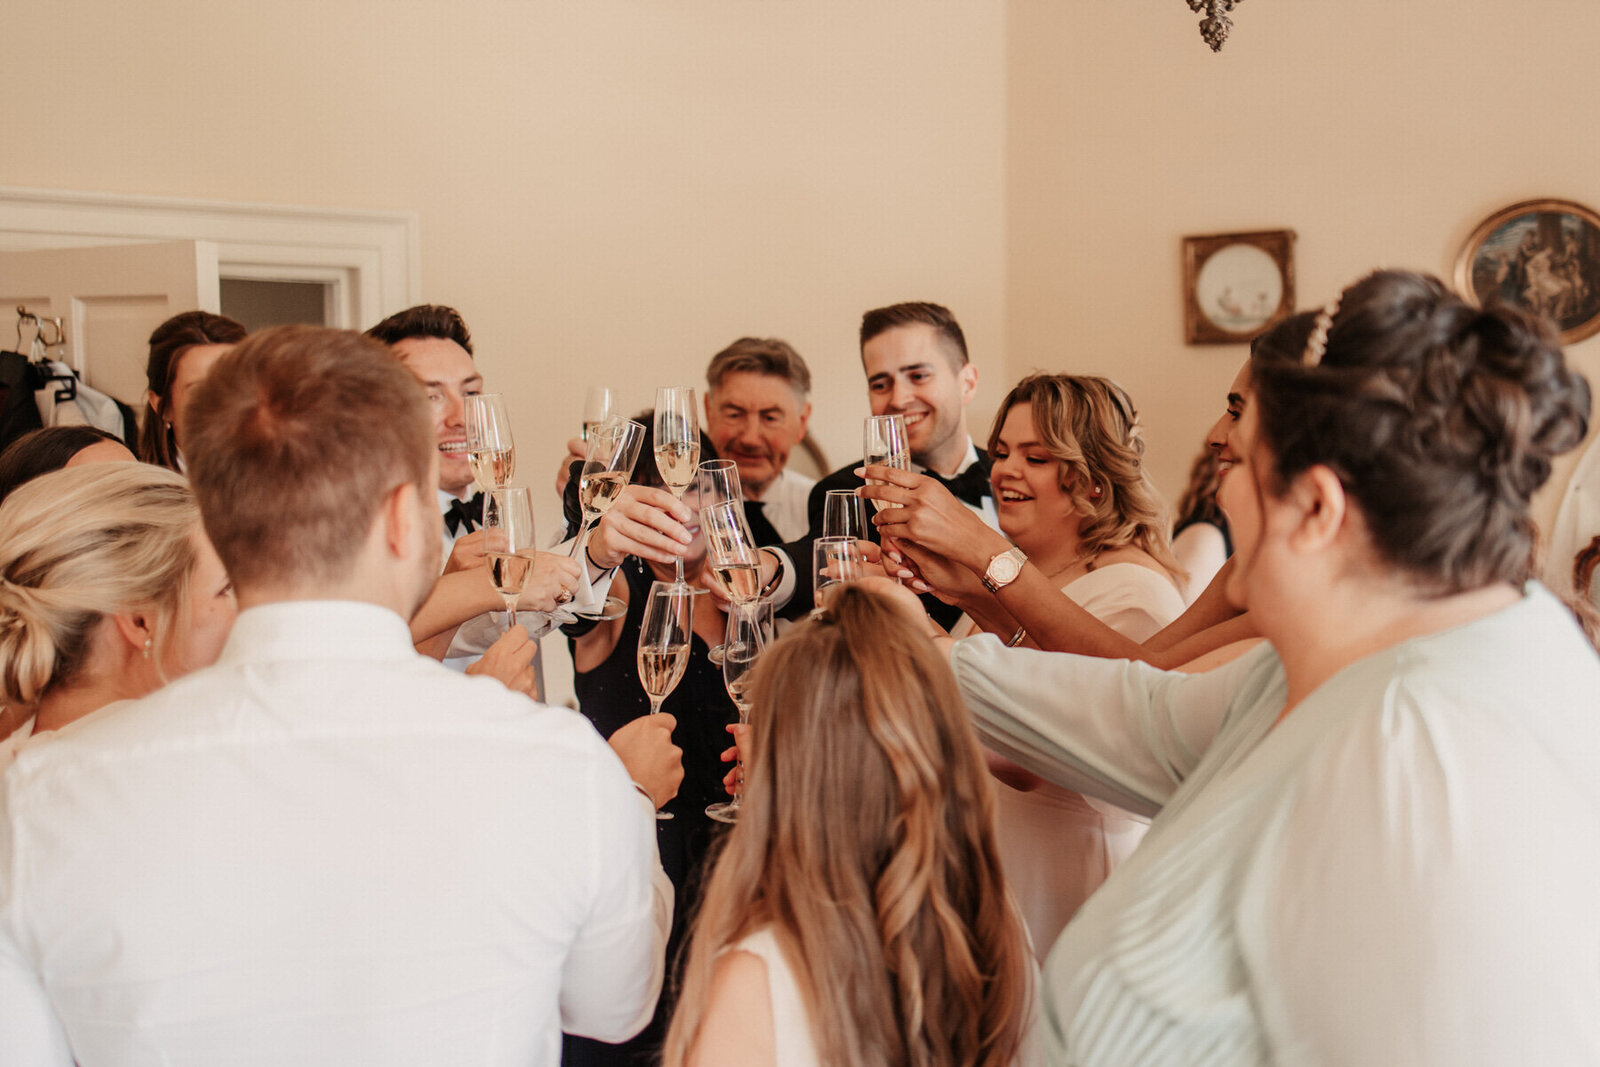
0, 326, 679, 1066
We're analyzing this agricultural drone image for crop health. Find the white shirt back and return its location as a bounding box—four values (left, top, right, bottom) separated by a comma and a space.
0, 600, 668, 1066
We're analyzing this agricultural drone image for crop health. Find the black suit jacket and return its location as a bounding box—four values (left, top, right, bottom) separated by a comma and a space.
774, 449, 990, 630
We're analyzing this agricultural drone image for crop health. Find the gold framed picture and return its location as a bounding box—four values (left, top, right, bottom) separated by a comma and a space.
1182, 229, 1296, 345
1454, 198, 1600, 345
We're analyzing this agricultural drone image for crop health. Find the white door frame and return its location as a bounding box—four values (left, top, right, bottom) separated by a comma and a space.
0, 186, 419, 329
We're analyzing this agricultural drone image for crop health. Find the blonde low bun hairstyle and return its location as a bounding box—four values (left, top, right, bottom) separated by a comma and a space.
0, 463, 199, 706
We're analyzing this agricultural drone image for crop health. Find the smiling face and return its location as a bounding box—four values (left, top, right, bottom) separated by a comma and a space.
861, 323, 977, 473
989, 403, 1082, 551
391, 336, 483, 498
704, 371, 810, 498
1215, 396, 1274, 610
1206, 361, 1251, 471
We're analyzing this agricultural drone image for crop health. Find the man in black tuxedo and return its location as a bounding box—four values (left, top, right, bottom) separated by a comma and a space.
763, 301, 997, 628
365, 305, 577, 692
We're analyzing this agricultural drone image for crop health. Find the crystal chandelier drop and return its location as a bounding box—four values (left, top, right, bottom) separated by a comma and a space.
1186, 0, 1242, 52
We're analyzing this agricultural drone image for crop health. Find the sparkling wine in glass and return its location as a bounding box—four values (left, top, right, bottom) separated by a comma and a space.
863, 414, 910, 513
702, 500, 762, 604
569, 417, 645, 621
697, 460, 745, 665
638, 580, 693, 820
581, 386, 618, 443
654, 387, 700, 583
482, 486, 537, 634
706, 598, 773, 824
465, 394, 516, 490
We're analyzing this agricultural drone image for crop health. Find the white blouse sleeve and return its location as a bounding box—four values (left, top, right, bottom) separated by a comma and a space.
951, 635, 1268, 818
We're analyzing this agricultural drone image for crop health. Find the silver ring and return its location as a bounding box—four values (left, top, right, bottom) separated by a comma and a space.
556, 590, 574, 605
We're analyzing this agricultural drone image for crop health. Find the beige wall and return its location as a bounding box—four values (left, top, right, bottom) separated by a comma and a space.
9, 0, 1598, 555
7, 0, 1007, 534
1006, 0, 1600, 529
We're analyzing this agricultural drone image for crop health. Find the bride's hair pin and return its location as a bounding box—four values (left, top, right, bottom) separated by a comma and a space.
1303, 295, 1343, 367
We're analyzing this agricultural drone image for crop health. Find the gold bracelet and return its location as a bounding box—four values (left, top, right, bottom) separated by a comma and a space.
1006, 626, 1028, 647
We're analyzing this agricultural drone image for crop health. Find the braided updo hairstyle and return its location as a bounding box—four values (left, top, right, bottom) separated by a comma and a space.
1249, 270, 1591, 595
0, 463, 200, 706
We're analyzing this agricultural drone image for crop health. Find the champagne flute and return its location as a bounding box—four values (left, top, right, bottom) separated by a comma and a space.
697, 459, 741, 511
654, 386, 700, 585
569, 417, 645, 620
698, 460, 744, 665
482, 486, 537, 634
465, 394, 516, 491
822, 489, 867, 540
863, 414, 910, 513
706, 598, 773, 824
813, 536, 866, 599
638, 580, 693, 820
581, 386, 618, 442
702, 500, 762, 605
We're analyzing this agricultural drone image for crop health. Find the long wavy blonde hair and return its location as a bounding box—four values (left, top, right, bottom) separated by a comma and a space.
989, 373, 1180, 575
663, 585, 1033, 1067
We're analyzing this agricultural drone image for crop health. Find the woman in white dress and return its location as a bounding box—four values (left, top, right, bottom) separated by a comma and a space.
0, 464, 236, 771
663, 584, 1036, 1067
934, 374, 1185, 954
946, 271, 1600, 1063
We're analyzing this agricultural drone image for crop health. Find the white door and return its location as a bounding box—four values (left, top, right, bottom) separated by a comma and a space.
0, 240, 219, 410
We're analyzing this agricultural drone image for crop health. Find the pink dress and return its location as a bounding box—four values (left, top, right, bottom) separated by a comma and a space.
953, 563, 1183, 958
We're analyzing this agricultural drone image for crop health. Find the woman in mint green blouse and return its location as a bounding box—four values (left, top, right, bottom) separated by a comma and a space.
952, 270, 1600, 1065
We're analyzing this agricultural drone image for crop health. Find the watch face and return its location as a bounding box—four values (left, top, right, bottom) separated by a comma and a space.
990, 553, 1021, 584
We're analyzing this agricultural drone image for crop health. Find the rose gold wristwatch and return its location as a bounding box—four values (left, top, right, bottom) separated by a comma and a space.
981, 546, 1028, 593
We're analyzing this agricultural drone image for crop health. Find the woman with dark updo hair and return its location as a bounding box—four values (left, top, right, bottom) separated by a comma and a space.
947, 270, 1600, 1063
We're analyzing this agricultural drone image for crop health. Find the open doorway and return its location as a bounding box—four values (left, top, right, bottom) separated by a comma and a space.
219, 278, 333, 331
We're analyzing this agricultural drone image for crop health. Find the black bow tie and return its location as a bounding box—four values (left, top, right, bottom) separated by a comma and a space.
444, 492, 485, 536
928, 465, 991, 507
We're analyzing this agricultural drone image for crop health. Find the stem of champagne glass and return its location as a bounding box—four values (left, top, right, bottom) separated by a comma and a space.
568, 519, 592, 560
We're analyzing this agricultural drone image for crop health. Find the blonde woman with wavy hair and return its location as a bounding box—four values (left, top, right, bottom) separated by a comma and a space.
664, 584, 1036, 1067
0, 464, 236, 767
863, 373, 1185, 956
990, 373, 1180, 575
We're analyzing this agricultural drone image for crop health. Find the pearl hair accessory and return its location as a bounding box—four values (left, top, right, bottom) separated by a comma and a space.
1303, 295, 1343, 367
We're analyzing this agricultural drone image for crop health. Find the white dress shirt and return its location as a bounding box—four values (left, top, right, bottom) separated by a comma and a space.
748, 467, 815, 542
0, 600, 671, 1067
